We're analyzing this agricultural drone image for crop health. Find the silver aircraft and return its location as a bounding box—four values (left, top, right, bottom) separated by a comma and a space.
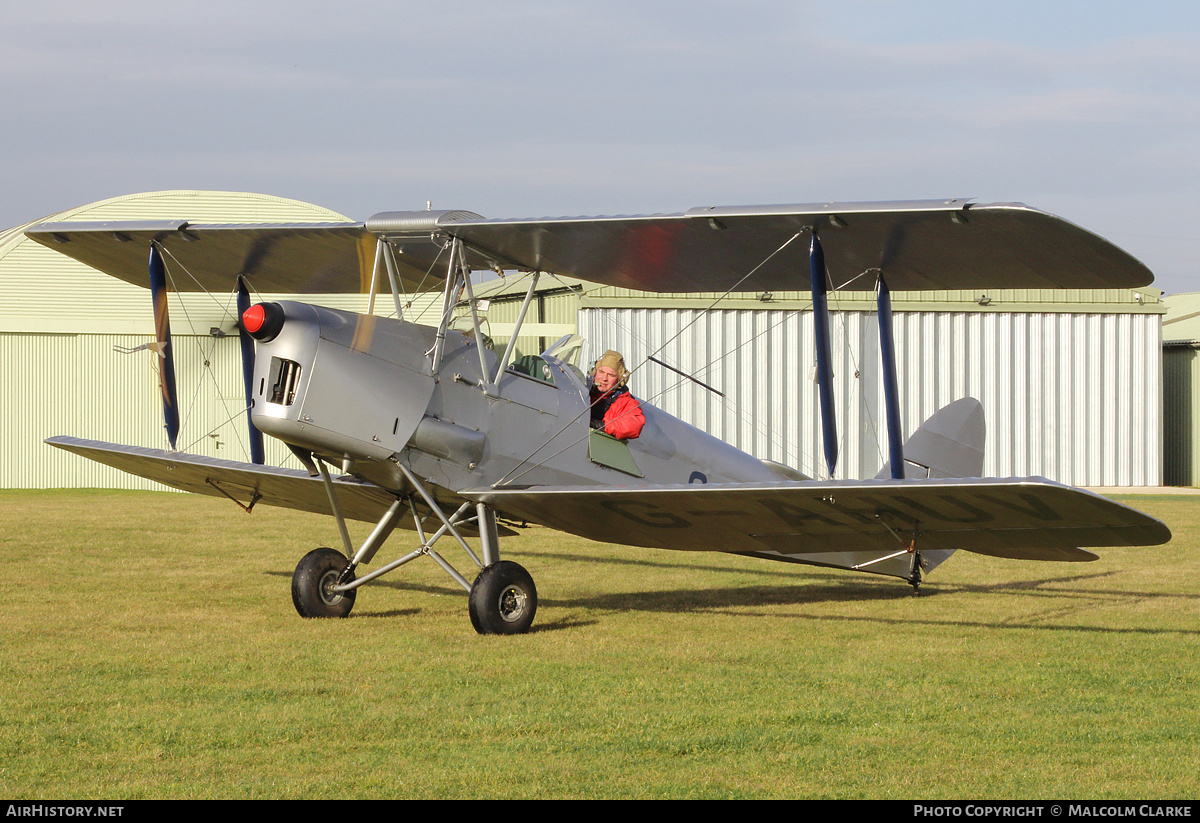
27, 199, 1171, 634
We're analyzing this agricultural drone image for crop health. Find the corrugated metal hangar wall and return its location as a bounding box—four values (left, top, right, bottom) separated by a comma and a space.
1163, 342, 1199, 486
578, 289, 1163, 487
1162, 293, 1200, 486
1, 192, 1165, 489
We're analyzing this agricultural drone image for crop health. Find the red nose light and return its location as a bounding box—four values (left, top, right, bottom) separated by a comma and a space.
242, 304, 266, 333
241, 302, 284, 342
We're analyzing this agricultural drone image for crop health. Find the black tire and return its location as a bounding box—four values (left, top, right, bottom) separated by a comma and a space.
292, 547, 356, 618
468, 561, 537, 635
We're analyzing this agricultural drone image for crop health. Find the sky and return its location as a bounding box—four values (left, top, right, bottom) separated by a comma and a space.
4, 0, 1199, 293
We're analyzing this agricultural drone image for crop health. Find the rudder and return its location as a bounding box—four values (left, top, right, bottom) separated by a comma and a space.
875, 397, 986, 480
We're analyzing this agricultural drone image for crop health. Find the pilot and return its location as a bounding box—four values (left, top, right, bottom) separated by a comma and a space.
588, 350, 646, 440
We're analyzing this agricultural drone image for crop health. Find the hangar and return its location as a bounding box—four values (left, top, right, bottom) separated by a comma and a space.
1162, 292, 1200, 486
0, 191, 395, 488
577, 285, 1163, 486
0, 191, 1165, 489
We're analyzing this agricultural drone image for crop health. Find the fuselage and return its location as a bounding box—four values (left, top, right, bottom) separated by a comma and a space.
246, 302, 796, 500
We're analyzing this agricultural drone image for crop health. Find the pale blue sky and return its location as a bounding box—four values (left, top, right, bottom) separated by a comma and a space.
4, 1, 1198, 292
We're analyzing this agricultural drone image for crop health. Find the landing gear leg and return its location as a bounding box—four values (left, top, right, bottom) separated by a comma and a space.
293, 456, 539, 634
393, 464, 539, 635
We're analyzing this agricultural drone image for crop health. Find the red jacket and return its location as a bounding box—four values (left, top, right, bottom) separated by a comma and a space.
589, 386, 645, 440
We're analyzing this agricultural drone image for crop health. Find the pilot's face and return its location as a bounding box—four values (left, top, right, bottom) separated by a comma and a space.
593, 365, 620, 393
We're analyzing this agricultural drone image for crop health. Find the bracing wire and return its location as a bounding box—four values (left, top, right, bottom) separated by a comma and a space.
558, 261, 892, 482
834, 276, 892, 474
154, 247, 258, 462
626, 232, 804, 383
540, 241, 816, 468
376, 239, 449, 324
494, 234, 816, 485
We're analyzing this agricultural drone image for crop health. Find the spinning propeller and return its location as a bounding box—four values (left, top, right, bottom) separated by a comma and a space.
147, 244, 180, 450
236, 276, 266, 465
145, 245, 266, 464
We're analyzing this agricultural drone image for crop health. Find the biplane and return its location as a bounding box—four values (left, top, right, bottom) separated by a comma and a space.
26, 198, 1171, 634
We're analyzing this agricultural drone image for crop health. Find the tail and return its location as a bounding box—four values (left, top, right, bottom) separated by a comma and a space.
872, 397, 985, 580
875, 397, 985, 480
716, 399, 989, 584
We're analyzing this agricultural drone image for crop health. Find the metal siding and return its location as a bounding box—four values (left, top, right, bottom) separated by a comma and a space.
3, 331, 307, 489
1163, 346, 1200, 485
8, 304, 1162, 489
580, 306, 1161, 486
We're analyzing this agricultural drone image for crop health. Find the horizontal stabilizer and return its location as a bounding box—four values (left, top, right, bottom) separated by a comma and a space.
465, 477, 1170, 568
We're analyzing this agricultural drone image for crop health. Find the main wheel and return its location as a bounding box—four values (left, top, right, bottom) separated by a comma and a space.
468, 561, 537, 635
292, 547, 356, 618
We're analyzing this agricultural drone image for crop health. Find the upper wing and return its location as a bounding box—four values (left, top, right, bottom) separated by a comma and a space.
25, 199, 1153, 294
24, 220, 385, 294
464, 477, 1170, 561
432, 199, 1154, 291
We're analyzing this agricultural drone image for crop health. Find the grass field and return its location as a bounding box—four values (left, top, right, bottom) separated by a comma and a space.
1, 489, 1197, 799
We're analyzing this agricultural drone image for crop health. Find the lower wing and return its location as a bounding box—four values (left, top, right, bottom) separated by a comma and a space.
464, 478, 1170, 562
47, 436, 399, 522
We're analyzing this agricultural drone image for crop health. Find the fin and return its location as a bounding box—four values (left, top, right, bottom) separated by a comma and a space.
876, 397, 985, 480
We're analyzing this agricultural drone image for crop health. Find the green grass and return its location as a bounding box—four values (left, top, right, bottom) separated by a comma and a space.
1, 489, 1197, 798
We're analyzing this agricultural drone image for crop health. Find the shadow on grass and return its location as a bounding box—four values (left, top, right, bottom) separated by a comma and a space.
551, 580, 910, 612
542, 575, 1200, 637
265, 549, 1200, 637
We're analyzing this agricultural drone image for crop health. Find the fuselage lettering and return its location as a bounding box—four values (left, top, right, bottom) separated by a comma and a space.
891, 494, 995, 524
599, 500, 691, 529
759, 498, 845, 528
